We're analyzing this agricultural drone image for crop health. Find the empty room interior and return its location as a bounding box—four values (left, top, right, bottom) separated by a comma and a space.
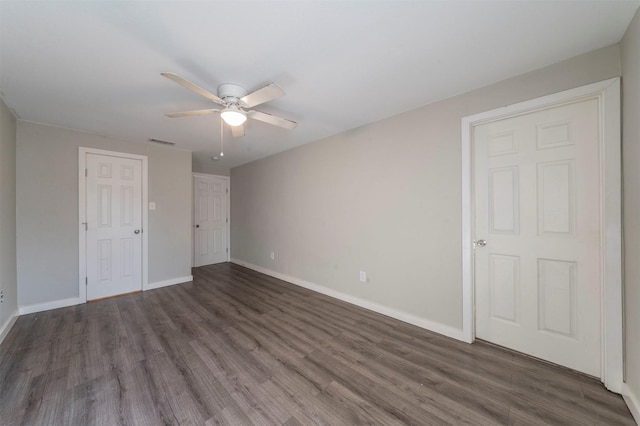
2, 1, 640, 424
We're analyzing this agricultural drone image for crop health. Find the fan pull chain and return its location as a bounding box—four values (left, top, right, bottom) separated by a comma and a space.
220, 116, 224, 157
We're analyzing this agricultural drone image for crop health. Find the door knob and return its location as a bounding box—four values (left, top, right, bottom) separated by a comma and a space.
476, 239, 487, 247
195, 224, 200, 228
134, 229, 140, 234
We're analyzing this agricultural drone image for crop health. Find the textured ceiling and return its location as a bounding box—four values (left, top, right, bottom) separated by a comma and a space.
1, 1, 638, 168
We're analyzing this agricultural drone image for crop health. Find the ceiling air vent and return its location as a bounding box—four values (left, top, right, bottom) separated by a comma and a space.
148, 138, 176, 146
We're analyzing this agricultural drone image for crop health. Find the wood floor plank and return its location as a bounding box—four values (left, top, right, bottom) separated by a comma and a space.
347, 353, 502, 425
322, 380, 408, 426
1, 262, 634, 425
144, 351, 209, 425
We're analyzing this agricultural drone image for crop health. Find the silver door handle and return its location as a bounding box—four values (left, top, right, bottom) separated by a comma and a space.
134, 230, 140, 234
476, 239, 487, 247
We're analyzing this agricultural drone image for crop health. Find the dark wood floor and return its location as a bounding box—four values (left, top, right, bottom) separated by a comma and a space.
0, 263, 634, 425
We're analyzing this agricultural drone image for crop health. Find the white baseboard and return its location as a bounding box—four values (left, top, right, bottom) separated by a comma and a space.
11, 276, 192, 320
15, 277, 193, 317
19, 297, 83, 315
231, 258, 466, 342
145, 275, 193, 291
623, 383, 640, 425
0, 308, 19, 345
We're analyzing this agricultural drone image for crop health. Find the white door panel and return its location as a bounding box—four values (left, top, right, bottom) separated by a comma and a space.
86, 154, 142, 300
194, 175, 228, 267
474, 98, 601, 376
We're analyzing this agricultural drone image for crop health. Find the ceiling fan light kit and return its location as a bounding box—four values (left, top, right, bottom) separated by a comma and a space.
220, 105, 247, 126
161, 73, 297, 138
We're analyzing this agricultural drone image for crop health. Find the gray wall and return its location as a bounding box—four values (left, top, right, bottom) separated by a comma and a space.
192, 161, 230, 177
0, 99, 18, 328
622, 6, 640, 410
231, 45, 620, 330
16, 122, 192, 307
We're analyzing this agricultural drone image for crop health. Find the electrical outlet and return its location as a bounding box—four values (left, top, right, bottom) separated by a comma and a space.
270, 251, 275, 260
359, 271, 367, 283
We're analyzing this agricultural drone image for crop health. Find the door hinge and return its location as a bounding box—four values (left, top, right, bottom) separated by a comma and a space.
226, 218, 229, 223
226, 248, 229, 253
85, 277, 88, 285
226, 188, 229, 194
85, 168, 88, 177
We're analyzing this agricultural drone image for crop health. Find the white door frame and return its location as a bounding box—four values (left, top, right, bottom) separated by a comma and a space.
461, 78, 622, 392
192, 173, 230, 266
79, 147, 149, 302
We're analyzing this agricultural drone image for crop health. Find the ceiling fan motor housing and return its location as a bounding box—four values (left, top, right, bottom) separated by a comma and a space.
217, 84, 248, 105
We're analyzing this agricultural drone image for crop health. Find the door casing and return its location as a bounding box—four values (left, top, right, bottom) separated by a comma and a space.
192, 173, 230, 267
461, 78, 622, 392
79, 147, 149, 302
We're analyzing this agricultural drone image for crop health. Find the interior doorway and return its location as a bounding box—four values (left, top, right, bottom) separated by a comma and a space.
79, 147, 148, 301
193, 174, 229, 267
461, 78, 622, 391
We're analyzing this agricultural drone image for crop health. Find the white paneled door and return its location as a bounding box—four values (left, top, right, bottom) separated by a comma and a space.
193, 175, 229, 267
86, 153, 143, 300
474, 98, 601, 377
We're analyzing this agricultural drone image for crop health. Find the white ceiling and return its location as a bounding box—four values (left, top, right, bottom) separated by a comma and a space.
1, 1, 638, 169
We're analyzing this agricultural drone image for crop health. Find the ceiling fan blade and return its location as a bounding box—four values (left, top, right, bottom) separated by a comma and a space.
165, 108, 219, 118
240, 83, 285, 108
161, 73, 224, 105
248, 110, 297, 130
231, 123, 245, 138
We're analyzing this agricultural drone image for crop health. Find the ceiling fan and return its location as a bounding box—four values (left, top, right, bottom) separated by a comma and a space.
161, 72, 297, 137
